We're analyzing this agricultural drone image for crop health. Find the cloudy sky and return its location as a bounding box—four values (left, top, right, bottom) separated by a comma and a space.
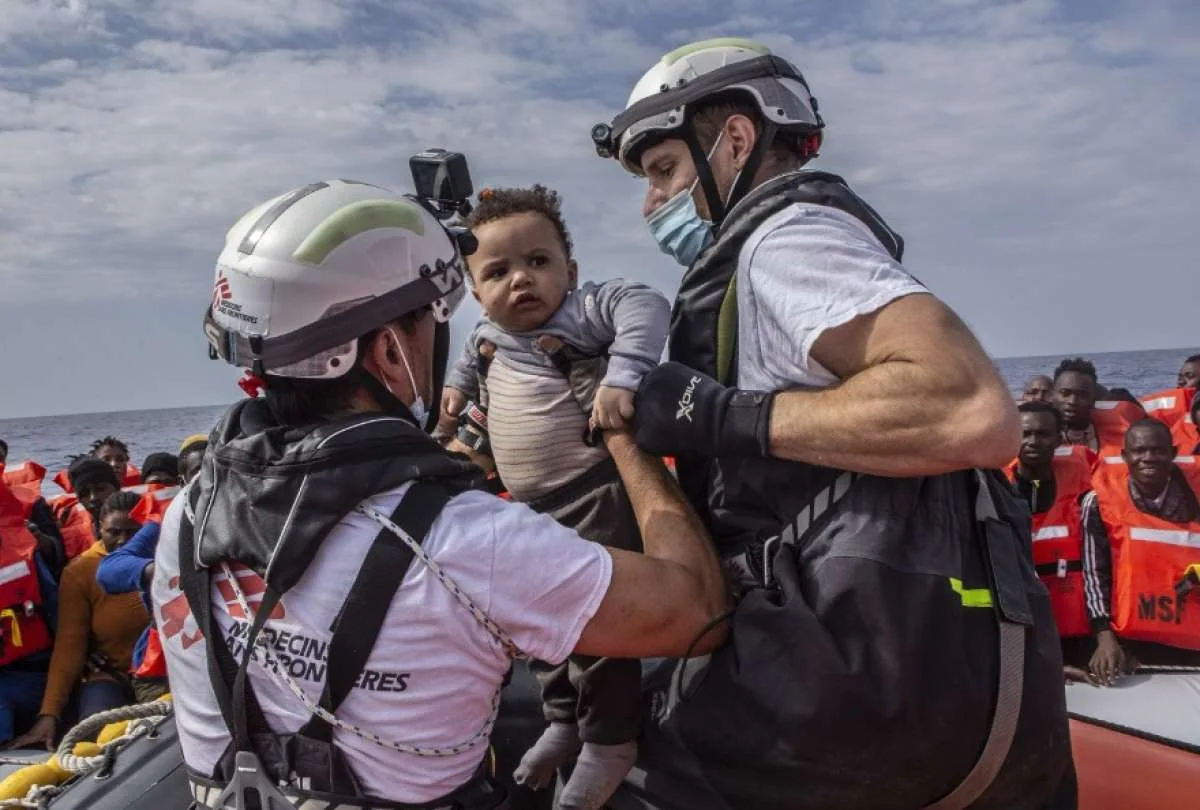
0, 0, 1196, 418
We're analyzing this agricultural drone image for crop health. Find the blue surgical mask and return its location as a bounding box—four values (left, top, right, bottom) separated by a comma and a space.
646, 180, 712, 267
645, 133, 724, 267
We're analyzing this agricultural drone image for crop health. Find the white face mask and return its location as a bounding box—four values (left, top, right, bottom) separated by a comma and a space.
385, 327, 427, 427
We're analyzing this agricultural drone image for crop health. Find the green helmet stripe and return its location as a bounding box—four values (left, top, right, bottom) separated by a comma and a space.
292, 199, 427, 265
661, 37, 769, 67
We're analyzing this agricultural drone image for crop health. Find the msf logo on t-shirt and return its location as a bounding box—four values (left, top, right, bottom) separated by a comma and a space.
676, 376, 702, 422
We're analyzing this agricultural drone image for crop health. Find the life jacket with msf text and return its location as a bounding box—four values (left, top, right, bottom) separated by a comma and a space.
1005, 445, 1093, 638
1091, 455, 1200, 650
0, 485, 53, 666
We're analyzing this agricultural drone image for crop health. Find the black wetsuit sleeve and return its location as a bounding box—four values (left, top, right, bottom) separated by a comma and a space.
1080, 490, 1113, 633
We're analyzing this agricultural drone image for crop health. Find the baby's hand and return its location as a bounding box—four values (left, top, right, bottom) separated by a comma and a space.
442, 387, 467, 418
592, 385, 635, 431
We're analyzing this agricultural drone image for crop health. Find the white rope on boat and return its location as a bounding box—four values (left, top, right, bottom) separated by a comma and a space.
0, 700, 173, 809
55, 699, 173, 772
1135, 663, 1200, 673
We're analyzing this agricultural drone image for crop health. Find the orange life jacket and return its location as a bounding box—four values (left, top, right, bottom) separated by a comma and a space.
1, 461, 46, 505
133, 627, 167, 679
1091, 456, 1200, 650
128, 484, 179, 525
1005, 446, 1094, 638
0, 486, 53, 666
1143, 388, 1198, 453
1090, 400, 1145, 458
47, 496, 96, 560
50, 463, 141, 494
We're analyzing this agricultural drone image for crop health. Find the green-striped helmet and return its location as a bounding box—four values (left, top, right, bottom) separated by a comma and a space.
203, 180, 466, 380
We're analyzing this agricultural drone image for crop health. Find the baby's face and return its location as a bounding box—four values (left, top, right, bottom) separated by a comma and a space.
468, 212, 576, 333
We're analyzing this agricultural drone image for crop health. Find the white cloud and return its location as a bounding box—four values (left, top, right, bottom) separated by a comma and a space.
0, 0, 1198, 417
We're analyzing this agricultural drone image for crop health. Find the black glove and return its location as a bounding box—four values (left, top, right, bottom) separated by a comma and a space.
634, 362, 774, 458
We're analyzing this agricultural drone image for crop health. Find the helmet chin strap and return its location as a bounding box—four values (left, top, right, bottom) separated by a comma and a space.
682, 119, 779, 232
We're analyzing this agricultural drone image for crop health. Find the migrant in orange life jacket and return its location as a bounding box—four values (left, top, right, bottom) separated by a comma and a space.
1090, 400, 1145, 458
50, 463, 141, 494
1005, 445, 1094, 637
0, 483, 53, 666
1, 460, 46, 504
1090, 456, 1200, 651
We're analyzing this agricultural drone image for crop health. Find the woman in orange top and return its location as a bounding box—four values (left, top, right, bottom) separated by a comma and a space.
7, 491, 150, 750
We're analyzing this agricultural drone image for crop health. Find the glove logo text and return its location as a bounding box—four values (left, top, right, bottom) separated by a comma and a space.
676, 376, 702, 422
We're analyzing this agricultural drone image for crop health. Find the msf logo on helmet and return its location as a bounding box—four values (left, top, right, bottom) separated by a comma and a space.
676, 375, 702, 422
212, 273, 232, 309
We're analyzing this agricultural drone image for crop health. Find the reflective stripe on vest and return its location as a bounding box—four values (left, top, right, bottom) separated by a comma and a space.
1091, 456, 1200, 650
1091, 400, 1144, 457
1004, 449, 1091, 637
0, 497, 52, 665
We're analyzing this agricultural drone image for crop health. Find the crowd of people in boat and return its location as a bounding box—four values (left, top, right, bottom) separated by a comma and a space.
1011, 354, 1200, 682
0, 434, 207, 749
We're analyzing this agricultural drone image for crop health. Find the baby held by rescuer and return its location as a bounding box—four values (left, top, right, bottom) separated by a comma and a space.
440, 185, 671, 810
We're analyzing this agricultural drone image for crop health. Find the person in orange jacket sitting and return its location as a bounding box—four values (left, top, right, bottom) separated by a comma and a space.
1080, 419, 1200, 685
6, 491, 150, 750
1005, 403, 1095, 656
1052, 357, 1143, 458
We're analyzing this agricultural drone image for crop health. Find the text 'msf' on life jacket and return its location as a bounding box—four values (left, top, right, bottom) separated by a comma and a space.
623, 170, 1072, 810
0, 482, 53, 667
1091, 455, 1200, 651
1005, 445, 1094, 639
176, 400, 507, 810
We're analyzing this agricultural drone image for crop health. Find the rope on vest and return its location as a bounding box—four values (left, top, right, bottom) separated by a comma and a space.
219, 500, 525, 759
0, 698, 173, 808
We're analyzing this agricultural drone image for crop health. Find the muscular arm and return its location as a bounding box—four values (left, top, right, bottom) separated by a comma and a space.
574, 432, 728, 658
767, 294, 1018, 475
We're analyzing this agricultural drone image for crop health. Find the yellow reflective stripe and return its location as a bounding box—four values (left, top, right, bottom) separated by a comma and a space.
0, 608, 24, 647
949, 578, 993, 608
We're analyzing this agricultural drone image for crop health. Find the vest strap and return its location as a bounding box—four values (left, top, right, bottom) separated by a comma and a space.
299, 482, 448, 742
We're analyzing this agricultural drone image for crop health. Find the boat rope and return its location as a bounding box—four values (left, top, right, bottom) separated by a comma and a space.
0, 699, 173, 809
54, 699, 172, 772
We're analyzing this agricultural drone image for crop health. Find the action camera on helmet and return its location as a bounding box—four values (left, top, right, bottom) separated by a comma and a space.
410, 149, 474, 220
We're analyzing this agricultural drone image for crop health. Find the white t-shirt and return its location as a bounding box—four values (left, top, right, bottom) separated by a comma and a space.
151, 484, 612, 803
735, 202, 929, 391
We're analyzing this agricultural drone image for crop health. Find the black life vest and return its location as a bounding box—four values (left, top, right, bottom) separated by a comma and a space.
176, 400, 506, 810
632, 172, 1072, 810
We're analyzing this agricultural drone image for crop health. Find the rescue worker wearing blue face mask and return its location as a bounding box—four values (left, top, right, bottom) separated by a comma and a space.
591, 38, 1075, 810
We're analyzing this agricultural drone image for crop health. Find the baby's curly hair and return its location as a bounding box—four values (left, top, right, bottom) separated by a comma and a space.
466, 184, 574, 263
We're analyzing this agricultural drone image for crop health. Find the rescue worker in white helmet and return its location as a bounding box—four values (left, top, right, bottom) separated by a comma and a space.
591, 38, 1075, 809
151, 175, 727, 810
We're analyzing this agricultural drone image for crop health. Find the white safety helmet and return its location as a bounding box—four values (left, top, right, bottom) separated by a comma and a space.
592, 38, 824, 224
203, 180, 467, 381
